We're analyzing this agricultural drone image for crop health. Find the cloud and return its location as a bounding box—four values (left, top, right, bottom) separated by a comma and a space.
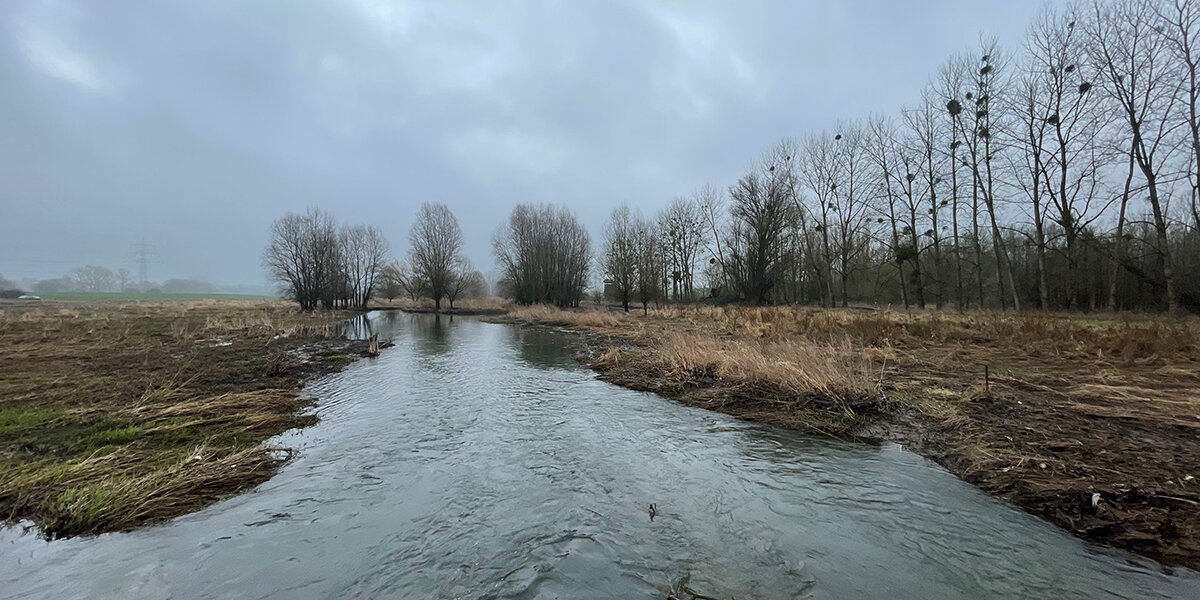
445, 127, 579, 179
0, 0, 1046, 285
16, 0, 111, 91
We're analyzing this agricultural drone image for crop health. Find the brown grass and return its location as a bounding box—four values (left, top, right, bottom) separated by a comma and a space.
651, 334, 880, 406
506, 305, 628, 329
0, 300, 360, 536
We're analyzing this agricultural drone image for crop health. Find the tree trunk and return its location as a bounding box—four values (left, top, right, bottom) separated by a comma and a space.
1109, 147, 1135, 310
1143, 167, 1180, 313
950, 146, 965, 311
909, 207, 926, 309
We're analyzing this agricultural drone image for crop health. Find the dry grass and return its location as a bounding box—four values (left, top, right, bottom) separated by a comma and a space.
652, 334, 880, 406
0, 300, 359, 536
506, 305, 628, 329
0, 445, 283, 535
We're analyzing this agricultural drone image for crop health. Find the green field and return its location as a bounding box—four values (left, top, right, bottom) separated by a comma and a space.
28, 292, 276, 302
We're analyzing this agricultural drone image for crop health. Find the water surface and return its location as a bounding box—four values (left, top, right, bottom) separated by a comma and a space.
3, 312, 1198, 599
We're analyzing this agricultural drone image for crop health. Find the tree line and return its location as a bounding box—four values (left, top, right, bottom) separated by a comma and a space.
0, 266, 218, 296
607, 0, 1199, 313
267, 201, 595, 310
265, 203, 489, 310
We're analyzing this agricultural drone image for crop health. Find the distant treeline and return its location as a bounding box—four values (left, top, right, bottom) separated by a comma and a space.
0, 266, 219, 296
266, 202, 591, 311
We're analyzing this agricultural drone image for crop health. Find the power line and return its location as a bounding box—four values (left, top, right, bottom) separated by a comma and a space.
128, 239, 159, 284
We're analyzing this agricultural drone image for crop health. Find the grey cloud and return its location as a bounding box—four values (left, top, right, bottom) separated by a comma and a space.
1, 0, 1042, 286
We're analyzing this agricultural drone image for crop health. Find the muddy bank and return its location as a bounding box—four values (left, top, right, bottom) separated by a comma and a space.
0, 302, 383, 538
500, 314, 1200, 572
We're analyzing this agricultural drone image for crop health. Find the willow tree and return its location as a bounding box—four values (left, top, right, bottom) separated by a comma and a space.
725, 143, 797, 305
407, 203, 465, 310
492, 203, 591, 307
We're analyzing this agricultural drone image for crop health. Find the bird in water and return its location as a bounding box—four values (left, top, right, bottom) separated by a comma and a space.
648, 503, 657, 521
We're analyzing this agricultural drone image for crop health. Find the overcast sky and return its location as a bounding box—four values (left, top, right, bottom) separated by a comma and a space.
1, 0, 1046, 287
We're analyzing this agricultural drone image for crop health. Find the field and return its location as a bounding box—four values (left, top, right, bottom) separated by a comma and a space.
27, 292, 274, 302
0, 300, 365, 537
498, 304, 1200, 570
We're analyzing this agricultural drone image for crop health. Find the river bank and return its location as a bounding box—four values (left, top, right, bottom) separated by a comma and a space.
489, 304, 1200, 571
0, 300, 375, 537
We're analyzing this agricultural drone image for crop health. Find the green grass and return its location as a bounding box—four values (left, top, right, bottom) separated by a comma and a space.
32, 292, 274, 302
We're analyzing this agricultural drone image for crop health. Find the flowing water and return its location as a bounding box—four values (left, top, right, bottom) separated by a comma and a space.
3, 312, 1199, 599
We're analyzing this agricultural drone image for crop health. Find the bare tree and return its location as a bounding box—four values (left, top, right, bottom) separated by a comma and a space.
905, 97, 950, 308
263, 207, 339, 310
866, 114, 912, 308
339, 224, 390, 309
798, 133, 839, 306
892, 113, 931, 308
828, 123, 876, 307
935, 59, 970, 310
1154, 0, 1200, 231
603, 204, 637, 311
1022, 5, 1109, 308
379, 260, 404, 302
940, 58, 986, 308
445, 260, 485, 309
948, 42, 1021, 310
1009, 71, 1056, 309
493, 204, 591, 307
658, 197, 705, 300
69, 265, 115, 293
633, 216, 664, 314
408, 203, 465, 310
726, 142, 797, 305
1088, 0, 1185, 312
695, 184, 730, 296
115, 268, 132, 291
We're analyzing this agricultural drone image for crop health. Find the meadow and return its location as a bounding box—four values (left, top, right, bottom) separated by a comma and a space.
27, 292, 273, 302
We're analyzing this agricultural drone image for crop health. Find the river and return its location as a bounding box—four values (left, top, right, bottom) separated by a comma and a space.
2, 311, 1198, 599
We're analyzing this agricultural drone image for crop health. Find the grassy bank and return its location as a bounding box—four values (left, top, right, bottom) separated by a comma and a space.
0, 300, 367, 536
498, 304, 1200, 570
